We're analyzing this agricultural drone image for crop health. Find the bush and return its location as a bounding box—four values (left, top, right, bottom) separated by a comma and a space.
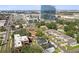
36, 29, 44, 37
46, 22, 57, 29
0, 26, 6, 32
13, 29, 31, 38
36, 21, 45, 28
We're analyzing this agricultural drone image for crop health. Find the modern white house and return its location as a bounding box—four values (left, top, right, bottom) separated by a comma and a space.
0, 20, 6, 27
14, 34, 29, 48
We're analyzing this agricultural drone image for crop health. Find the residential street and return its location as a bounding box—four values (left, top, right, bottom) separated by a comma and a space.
1, 15, 13, 53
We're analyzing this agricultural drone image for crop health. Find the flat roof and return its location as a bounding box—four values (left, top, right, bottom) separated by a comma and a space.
0, 20, 6, 27
37, 37, 48, 44
46, 29, 76, 44
43, 47, 55, 53
14, 34, 29, 47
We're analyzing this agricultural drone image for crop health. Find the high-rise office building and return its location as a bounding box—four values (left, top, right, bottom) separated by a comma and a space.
41, 5, 56, 21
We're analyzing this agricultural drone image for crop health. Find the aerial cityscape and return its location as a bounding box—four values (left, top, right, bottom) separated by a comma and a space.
0, 5, 79, 53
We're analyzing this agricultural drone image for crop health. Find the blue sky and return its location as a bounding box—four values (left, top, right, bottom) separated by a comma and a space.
0, 5, 79, 10
56, 5, 79, 10
0, 5, 41, 10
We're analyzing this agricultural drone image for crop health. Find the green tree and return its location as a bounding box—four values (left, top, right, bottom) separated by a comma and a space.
36, 21, 45, 28
42, 35, 48, 39
76, 33, 79, 43
64, 24, 76, 32
46, 23, 52, 29
56, 20, 64, 24
36, 29, 44, 37
76, 36, 79, 43
19, 24, 23, 28
0, 26, 6, 32
14, 29, 27, 36
66, 30, 75, 37
21, 44, 42, 53
27, 32, 31, 36
11, 25, 15, 30
46, 22, 57, 29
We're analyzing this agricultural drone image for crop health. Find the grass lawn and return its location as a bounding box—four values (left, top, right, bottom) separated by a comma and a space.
21, 40, 43, 53
54, 48, 61, 53
71, 45, 79, 49
67, 45, 79, 50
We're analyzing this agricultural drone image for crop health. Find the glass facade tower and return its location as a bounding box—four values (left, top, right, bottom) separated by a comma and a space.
41, 5, 56, 20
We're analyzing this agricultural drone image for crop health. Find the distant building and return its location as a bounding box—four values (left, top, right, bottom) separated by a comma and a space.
26, 14, 40, 24
56, 12, 79, 20
41, 5, 56, 21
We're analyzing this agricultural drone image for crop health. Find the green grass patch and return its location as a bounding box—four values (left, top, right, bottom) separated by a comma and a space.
67, 45, 79, 50
54, 48, 61, 53
21, 40, 43, 53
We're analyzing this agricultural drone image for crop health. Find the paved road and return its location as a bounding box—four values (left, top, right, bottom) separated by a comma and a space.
1, 15, 13, 53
